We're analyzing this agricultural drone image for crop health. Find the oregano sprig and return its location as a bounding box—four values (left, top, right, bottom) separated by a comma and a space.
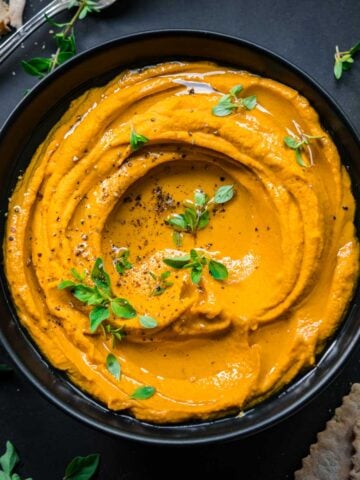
166, 185, 234, 244
114, 248, 133, 275
58, 258, 136, 333
163, 249, 228, 284
22, 0, 100, 78
212, 85, 257, 117
148, 271, 173, 296
284, 121, 323, 167
334, 41, 360, 80
0, 441, 32, 480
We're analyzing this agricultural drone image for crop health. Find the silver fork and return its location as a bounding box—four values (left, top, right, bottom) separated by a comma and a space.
0, 0, 116, 65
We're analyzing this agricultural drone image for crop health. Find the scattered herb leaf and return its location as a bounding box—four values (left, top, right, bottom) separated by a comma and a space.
63, 453, 100, 480
130, 128, 149, 151
139, 315, 158, 329
0, 364, 13, 373
106, 353, 121, 381
131, 385, 156, 400
212, 85, 257, 116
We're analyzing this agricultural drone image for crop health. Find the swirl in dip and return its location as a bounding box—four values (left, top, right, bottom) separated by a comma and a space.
4, 61, 359, 423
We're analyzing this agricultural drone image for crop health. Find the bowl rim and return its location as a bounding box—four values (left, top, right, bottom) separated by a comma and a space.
1, 29, 359, 445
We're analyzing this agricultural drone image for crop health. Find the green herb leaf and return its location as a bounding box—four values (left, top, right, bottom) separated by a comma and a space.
334, 60, 343, 79
89, 306, 110, 333
167, 214, 187, 231
190, 265, 203, 284
163, 255, 191, 269
197, 210, 210, 229
208, 260, 228, 280
106, 353, 121, 381
63, 453, 100, 480
139, 315, 158, 329
110, 299, 136, 319
295, 149, 307, 167
71, 268, 86, 282
284, 136, 302, 149
44, 13, 70, 28
130, 128, 149, 151
194, 190, 207, 206
58, 280, 78, 289
229, 84, 243, 96
350, 41, 360, 55
91, 258, 111, 295
242, 95, 257, 110
21, 58, 52, 78
0, 441, 19, 475
131, 385, 156, 400
214, 185, 234, 204
73, 285, 103, 306
172, 230, 183, 247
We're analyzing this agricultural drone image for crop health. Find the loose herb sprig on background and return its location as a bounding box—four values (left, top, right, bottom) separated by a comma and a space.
334, 41, 360, 80
166, 185, 234, 244
0, 441, 32, 480
0, 364, 12, 374
0, 441, 99, 480
284, 121, 323, 167
63, 453, 100, 480
22, 0, 100, 78
212, 85, 257, 116
58, 258, 136, 333
148, 270, 173, 296
163, 249, 228, 284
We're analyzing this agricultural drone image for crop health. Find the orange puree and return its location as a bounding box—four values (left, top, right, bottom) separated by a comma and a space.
4, 61, 359, 423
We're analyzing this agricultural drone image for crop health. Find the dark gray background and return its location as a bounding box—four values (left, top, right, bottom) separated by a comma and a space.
0, 1, 359, 479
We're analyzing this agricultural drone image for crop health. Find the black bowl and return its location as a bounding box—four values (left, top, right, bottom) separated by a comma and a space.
0, 31, 359, 445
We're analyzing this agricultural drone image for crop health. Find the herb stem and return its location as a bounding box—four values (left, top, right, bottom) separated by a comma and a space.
50, 1, 85, 72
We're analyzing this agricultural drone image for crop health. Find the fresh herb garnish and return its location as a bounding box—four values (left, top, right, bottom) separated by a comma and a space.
284, 121, 323, 167
148, 270, 173, 296
166, 185, 234, 243
212, 85, 257, 117
22, 0, 100, 78
163, 249, 228, 284
139, 315, 158, 329
334, 41, 360, 80
131, 385, 156, 400
63, 453, 100, 480
106, 353, 121, 381
0, 441, 32, 480
103, 324, 126, 348
58, 258, 136, 332
114, 248, 132, 275
130, 128, 149, 151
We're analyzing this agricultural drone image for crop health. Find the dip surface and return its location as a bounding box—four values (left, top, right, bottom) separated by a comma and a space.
4, 61, 359, 423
